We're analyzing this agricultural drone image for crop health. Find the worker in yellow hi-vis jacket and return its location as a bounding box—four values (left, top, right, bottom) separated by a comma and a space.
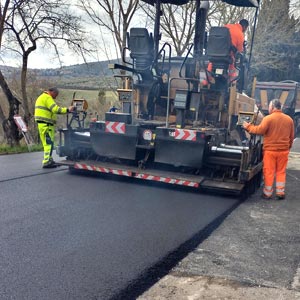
34, 87, 74, 168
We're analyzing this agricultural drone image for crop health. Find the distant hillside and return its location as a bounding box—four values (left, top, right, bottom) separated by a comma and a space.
1, 59, 120, 90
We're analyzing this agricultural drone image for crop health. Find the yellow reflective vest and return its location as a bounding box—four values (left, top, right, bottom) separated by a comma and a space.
34, 92, 68, 125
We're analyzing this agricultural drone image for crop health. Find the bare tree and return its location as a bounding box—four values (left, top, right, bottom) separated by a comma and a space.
0, 0, 89, 146
0, 0, 9, 47
0, 0, 22, 146
141, 0, 254, 57
251, 0, 300, 81
290, 0, 300, 29
158, 2, 196, 56
207, 1, 253, 28
78, 0, 139, 61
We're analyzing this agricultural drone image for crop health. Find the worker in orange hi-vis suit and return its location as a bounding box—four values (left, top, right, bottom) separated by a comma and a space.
243, 99, 294, 200
224, 19, 249, 82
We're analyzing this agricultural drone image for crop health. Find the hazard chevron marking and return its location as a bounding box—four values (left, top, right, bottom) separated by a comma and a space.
134, 173, 199, 187
73, 164, 199, 187
105, 121, 126, 134
74, 163, 131, 176
174, 129, 196, 141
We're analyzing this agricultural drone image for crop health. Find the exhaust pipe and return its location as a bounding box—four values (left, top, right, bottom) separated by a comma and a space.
193, 0, 210, 60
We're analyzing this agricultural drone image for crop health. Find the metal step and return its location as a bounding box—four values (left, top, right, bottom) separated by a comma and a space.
201, 179, 244, 192
57, 159, 204, 188
57, 159, 246, 195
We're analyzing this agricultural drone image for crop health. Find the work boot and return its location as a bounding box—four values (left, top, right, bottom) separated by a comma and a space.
261, 193, 272, 200
42, 160, 57, 169
276, 194, 285, 200
49, 157, 56, 164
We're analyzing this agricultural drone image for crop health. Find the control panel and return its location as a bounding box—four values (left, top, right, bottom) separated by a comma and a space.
72, 99, 88, 112
237, 111, 255, 125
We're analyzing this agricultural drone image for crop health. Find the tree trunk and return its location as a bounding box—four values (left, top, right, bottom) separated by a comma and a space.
21, 52, 31, 125
0, 69, 22, 146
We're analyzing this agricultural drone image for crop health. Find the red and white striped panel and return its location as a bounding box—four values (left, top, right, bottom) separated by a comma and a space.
73, 163, 199, 187
174, 129, 196, 141
74, 163, 131, 176
134, 173, 199, 188
105, 121, 126, 134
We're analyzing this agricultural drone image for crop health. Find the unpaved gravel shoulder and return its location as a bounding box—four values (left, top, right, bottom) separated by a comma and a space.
139, 152, 300, 300
139, 274, 300, 300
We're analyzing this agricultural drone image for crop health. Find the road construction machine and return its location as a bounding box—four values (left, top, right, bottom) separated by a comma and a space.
57, 0, 263, 197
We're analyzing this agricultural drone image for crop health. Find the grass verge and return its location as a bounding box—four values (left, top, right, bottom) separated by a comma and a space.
0, 143, 43, 155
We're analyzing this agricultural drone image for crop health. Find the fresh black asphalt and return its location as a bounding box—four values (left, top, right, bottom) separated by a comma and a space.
0, 152, 239, 300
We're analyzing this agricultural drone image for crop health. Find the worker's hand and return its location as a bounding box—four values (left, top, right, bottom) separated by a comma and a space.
68, 105, 75, 112
242, 121, 249, 129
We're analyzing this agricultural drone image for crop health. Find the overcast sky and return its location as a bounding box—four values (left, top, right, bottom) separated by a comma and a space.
1, 1, 148, 70
2, 0, 299, 70
2, 22, 120, 69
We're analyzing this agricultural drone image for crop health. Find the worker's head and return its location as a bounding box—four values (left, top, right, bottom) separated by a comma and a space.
239, 19, 249, 33
269, 99, 282, 114
48, 87, 59, 99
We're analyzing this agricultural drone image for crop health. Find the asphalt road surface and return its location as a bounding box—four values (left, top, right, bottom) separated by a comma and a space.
0, 152, 240, 300
139, 138, 300, 300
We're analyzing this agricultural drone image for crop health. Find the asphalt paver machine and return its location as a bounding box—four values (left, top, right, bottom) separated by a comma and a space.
57, 0, 263, 197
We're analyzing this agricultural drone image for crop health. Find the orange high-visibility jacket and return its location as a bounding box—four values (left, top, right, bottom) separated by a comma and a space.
224, 23, 244, 52
245, 110, 294, 151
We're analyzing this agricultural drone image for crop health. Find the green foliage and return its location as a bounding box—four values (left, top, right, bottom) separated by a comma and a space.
0, 143, 43, 155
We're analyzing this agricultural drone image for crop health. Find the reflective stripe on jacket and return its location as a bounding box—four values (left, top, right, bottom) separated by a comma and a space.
245, 110, 294, 151
34, 92, 68, 125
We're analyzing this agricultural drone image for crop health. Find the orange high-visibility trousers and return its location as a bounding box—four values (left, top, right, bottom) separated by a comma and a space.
202, 54, 237, 85
228, 52, 237, 82
201, 62, 213, 86
263, 150, 289, 197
